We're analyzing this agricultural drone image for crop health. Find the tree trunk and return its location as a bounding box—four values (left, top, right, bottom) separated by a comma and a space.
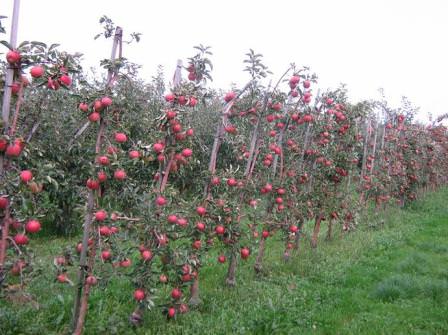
225, 249, 238, 287
188, 274, 201, 306
0, 209, 11, 283
254, 237, 266, 274
326, 217, 334, 241
293, 219, 305, 252
310, 215, 322, 249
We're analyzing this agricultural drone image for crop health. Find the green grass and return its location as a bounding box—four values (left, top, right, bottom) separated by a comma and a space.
1, 188, 448, 334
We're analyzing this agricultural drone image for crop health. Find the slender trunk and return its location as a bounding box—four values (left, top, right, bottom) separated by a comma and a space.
293, 218, 305, 252
159, 150, 175, 193
326, 217, 334, 241
71, 191, 94, 331
71, 27, 122, 335
73, 285, 91, 335
0, 209, 11, 281
310, 214, 322, 249
225, 248, 238, 287
254, 237, 266, 274
188, 274, 201, 306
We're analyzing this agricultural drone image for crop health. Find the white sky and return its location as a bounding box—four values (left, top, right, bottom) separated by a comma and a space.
3, 0, 448, 122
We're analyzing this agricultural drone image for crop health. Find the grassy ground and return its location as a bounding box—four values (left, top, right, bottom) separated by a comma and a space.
1, 188, 448, 334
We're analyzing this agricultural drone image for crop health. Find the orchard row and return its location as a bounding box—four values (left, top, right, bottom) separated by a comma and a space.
1, 25, 447, 334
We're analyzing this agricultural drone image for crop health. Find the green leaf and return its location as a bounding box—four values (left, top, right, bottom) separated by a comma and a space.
18, 40, 30, 48
0, 40, 12, 50
31, 41, 47, 48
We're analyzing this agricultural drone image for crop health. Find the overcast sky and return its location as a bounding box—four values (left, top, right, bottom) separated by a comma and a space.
2, 0, 448, 122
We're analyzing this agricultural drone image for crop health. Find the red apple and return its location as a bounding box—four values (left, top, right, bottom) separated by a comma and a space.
30, 65, 44, 78
171, 288, 182, 300
6, 50, 21, 64
25, 219, 41, 233
240, 247, 250, 259
20, 170, 33, 183
95, 210, 107, 221
59, 75, 72, 86
101, 96, 112, 107
134, 289, 146, 301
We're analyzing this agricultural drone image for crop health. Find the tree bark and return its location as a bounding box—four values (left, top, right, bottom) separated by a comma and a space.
225, 249, 238, 287
254, 237, 266, 274
188, 274, 201, 306
310, 214, 323, 249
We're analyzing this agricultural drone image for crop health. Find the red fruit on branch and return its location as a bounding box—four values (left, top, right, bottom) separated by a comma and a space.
14, 234, 29, 245
57, 273, 68, 283
167, 307, 176, 319
218, 255, 226, 263
156, 196, 167, 206
114, 133, 127, 143
179, 304, 189, 314
59, 75, 72, 86
101, 96, 112, 107
114, 169, 127, 180
262, 230, 270, 239
47, 78, 60, 90
211, 176, 221, 186
192, 240, 202, 250
177, 218, 188, 227
97, 156, 110, 166
86, 275, 98, 286
227, 178, 238, 187
189, 96, 198, 107
171, 288, 182, 300
95, 210, 107, 221
215, 225, 225, 235
25, 219, 41, 233
0, 138, 7, 151
167, 214, 178, 224
196, 206, 206, 216
0, 197, 9, 209
240, 247, 250, 259
20, 170, 33, 183
165, 93, 175, 102
98, 171, 107, 182
86, 178, 100, 190
272, 102, 282, 112
94, 100, 103, 112
188, 72, 196, 81
134, 289, 146, 301
30, 66, 44, 78
289, 225, 298, 233
101, 250, 112, 261
88, 112, 100, 122
224, 91, 236, 102
166, 110, 177, 119
141, 250, 153, 261
79, 102, 89, 112
99, 226, 111, 236
6, 50, 21, 64
181, 148, 193, 158
196, 222, 206, 231
120, 259, 132, 267
153, 143, 164, 153
129, 150, 140, 159
5, 143, 22, 157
